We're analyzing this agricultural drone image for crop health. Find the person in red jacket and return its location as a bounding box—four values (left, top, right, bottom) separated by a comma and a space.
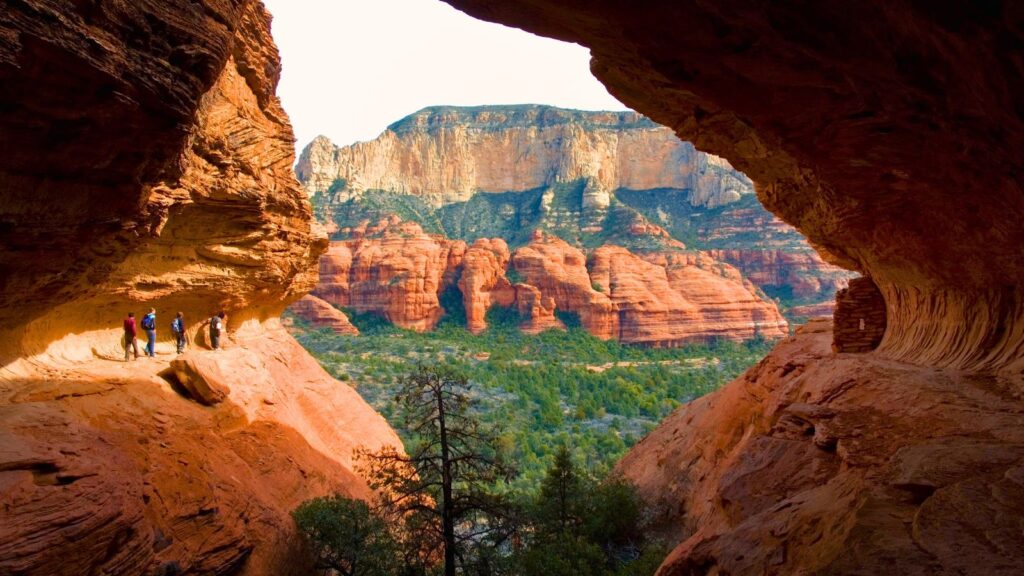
123, 312, 139, 361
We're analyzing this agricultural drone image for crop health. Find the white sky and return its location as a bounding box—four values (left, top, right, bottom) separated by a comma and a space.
262, 0, 629, 151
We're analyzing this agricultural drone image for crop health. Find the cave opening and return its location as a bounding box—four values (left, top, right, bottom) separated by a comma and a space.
4, 1, 1022, 575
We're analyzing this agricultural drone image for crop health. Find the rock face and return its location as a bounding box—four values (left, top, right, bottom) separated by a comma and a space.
443, 1, 1024, 573
0, 1, 325, 366
617, 320, 1024, 575
707, 249, 850, 303
0, 2, 399, 574
510, 232, 620, 339
287, 294, 360, 335
0, 321, 400, 575
299, 106, 855, 315
458, 239, 516, 334
514, 284, 565, 334
592, 247, 789, 345
312, 221, 465, 331
298, 106, 751, 208
312, 225, 788, 345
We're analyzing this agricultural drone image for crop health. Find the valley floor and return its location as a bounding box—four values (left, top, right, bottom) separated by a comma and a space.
289, 310, 773, 490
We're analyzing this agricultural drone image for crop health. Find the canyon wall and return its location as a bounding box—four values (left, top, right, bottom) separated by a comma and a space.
0, 2, 399, 573
442, 1, 1024, 574
297, 106, 752, 208
298, 105, 854, 315
310, 222, 788, 346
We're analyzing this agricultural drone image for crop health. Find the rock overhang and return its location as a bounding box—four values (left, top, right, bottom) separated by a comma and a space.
442, 0, 1024, 372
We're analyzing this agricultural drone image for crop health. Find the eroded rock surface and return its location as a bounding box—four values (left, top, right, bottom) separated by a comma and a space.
0, 1, 324, 365
312, 221, 465, 331
298, 106, 751, 208
459, 239, 516, 334
0, 321, 399, 575
617, 320, 1024, 575
0, 2, 399, 574
310, 224, 788, 345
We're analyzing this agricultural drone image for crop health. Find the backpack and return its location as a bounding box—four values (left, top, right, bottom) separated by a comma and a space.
210, 317, 222, 335
171, 318, 182, 334
141, 314, 155, 331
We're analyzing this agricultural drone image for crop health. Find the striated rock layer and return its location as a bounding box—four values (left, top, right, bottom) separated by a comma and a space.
312, 221, 466, 331
312, 224, 788, 345
297, 106, 751, 208
0, 1, 324, 366
706, 249, 850, 303
0, 321, 399, 575
459, 239, 516, 334
0, 2, 400, 574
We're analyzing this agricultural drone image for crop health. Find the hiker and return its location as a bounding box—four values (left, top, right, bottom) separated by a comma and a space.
141, 307, 157, 358
171, 311, 186, 354
123, 312, 139, 361
209, 311, 226, 350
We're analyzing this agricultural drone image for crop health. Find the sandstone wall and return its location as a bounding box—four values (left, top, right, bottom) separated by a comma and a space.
832, 277, 886, 353
0, 1, 324, 367
310, 224, 788, 346
297, 106, 752, 208
0, 2, 401, 573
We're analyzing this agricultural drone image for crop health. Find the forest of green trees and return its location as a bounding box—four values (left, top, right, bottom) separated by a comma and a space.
291, 304, 771, 489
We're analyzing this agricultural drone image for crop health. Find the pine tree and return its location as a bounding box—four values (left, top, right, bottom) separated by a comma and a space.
357, 364, 516, 576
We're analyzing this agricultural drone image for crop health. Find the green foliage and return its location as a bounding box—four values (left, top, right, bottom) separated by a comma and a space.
511, 449, 663, 576
505, 268, 525, 285
292, 495, 400, 576
358, 364, 517, 576
293, 314, 771, 493
517, 535, 608, 576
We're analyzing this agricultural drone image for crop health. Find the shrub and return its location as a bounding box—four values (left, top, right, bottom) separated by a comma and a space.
292, 495, 399, 576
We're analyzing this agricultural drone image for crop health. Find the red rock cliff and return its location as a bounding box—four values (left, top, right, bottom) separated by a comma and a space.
0, 2, 400, 574
312, 221, 465, 331
310, 225, 788, 346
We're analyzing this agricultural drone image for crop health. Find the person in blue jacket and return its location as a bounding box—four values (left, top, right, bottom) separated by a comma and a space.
141, 307, 157, 357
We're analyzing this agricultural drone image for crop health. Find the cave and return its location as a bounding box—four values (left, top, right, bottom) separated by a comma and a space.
1, 1, 1023, 575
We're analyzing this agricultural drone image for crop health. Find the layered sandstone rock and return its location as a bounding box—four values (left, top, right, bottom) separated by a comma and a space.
287, 294, 360, 335
0, 321, 399, 575
510, 232, 620, 339
514, 284, 565, 334
590, 247, 788, 345
0, 2, 399, 573
312, 222, 465, 332
297, 107, 752, 208
707, 249, 850, 303
458, 239, 516, 334
309, 227, 788, 345
0, 1, 325, 366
